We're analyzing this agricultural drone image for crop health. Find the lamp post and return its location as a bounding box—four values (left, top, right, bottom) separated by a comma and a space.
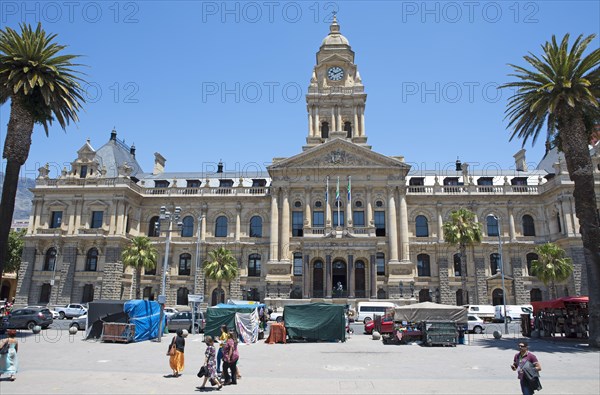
194, 215, 205, 295
399, 281, 403, 298
490, 214, 509, 335
157, 205, 182, 342
410, 281, 415, 298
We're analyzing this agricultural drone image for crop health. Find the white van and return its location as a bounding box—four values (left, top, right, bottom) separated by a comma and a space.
494, 305, 533, 322
356, 302, 396, 324
463, 305, 495, 321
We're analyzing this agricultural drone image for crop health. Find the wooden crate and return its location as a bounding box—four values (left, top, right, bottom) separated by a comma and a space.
101, 323, 135, 343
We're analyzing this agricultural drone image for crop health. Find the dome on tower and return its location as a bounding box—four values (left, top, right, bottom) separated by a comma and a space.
321, 15, 350, 46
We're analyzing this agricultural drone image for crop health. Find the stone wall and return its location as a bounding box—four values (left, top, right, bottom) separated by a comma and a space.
102, 259, 124, 300
15, 247, 36, 305
438, 258, 453, 305
512, 257, 528, 304
51, 246, 77, 305
474, 257, 487, 304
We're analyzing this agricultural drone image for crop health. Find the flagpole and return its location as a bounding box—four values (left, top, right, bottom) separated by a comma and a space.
337, 176, 340, 227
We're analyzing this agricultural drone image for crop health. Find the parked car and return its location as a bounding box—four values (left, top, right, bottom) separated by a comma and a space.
467, 314, 486, 334
69, 314, 88, 331
494, 305, 533, 323
26, 305, 60, 319
0, 307, 53, 331
364, 316, 393, 335
55, 304, 87, 319
269, 311, 284, 323
164, 307, 179, 320
167, 311, 205, 333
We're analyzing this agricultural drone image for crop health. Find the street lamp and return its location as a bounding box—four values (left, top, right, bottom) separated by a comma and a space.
410, 281, 415, 298
399, 281, 403, 298
490, 214, 509, 335
194, 215, 205, 295
157, 205, 182, 342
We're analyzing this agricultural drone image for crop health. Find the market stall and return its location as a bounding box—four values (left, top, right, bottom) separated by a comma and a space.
530, 296, 589, 338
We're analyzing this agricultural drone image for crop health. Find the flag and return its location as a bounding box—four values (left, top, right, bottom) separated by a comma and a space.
325, 176, 329, 203
336, 177, 340, 201
347, 176, 351, 201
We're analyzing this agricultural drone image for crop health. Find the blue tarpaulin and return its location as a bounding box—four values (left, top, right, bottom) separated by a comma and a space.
124, 300, 162, 342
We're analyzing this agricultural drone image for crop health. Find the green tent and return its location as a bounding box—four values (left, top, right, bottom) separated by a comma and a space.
284, 303, 346, 342
204, 306, 257, 338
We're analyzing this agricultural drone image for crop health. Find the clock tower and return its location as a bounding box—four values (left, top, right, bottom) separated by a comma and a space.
304, 16, 369, 150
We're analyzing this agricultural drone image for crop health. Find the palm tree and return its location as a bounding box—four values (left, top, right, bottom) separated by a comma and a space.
121, 236, 158, 299
531, 243, 574, 300
203, 246, 238, 305
500, 34, 600, 347
443, 208, 482, 305
0, 23, 86, 283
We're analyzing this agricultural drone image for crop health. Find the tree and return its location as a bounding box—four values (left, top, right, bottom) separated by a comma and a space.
6, 229, 25, 275
531, 243, 574, 299
443, 208, 482, 305
500, 34, 600, 347
121, 236, 158, 300
0, 23, 86, 283
203, 246, 238, 304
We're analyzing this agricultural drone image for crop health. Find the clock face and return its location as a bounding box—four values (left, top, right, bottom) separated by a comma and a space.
327, 66, 344, 81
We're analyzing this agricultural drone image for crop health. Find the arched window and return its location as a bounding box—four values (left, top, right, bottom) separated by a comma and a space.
177, 287, 189, 305
321, 121, 329, 138
530, 288, 542, 302
490, 253, 501, 275
453, 253, 462, 276
82, 284, 94, 303
85, 248, 98, 271
487, 216, 499, 236
211, 287, 225, 306
181, 216, 194, 237
415, 215, 429, 237
522, 215, 536, 236
44, 248, 57, 271
417, 254, 431, 276
376, 252, 385, 275
148, 216, 160, 237
312, 260, 324, 298
344, 121, 352, 138
249, 216, 262, 237
377, 288, 387, 299
526, 253, 538, 276
556, 212, 562, 233
419, 288, 432, 302
215, 216, 228, 237
492, 288, 504, 306
179, 253, 191, 275
248, 254, 261, 277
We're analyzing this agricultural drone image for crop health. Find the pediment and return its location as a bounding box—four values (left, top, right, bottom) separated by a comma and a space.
487, 272, 514, 282
77, 141, 96, 155
269, 138, 410, 172
87, 200, 108, 207
318, 53, 353, 65
47, 200, 68, 208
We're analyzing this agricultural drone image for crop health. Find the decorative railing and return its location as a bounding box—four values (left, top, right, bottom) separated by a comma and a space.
141, 187, 270, 196
407, 184, 540, 195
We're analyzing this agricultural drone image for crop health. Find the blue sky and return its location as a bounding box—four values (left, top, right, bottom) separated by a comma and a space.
1, 1, 599, 179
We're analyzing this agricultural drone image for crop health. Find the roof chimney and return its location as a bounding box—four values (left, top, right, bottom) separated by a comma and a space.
217, 160, 224, 173
130, 144, 136, 158
110, 128, 117, 141
514, 149, 527, 172
153, 152, 166, 175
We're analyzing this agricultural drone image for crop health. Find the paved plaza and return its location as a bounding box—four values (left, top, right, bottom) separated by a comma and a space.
1, 327, 598, 394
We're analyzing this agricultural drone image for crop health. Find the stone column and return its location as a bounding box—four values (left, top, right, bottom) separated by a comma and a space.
109, 200, 118, 235
303, 254, 310, 298
398, 190, 410, 261
74, 199, 82, 232
326, 254, 332, 297
30, 198, 40, 233
353, 107, 359, 138
308, 109, 314, 137
304, 187, 311, 228
366, 188, 373, 229
474, 257, 487, 304
201, 208, 207, 242
437, 202, 444, 242
387, 187, 399, 262
512, 256, 527, 304
269, 190, 279, 262
315, 108, 320, 138
508, 205, 516, 242
330, 107, 335, 132
360, 106, 365, 136
346, 178, 352, 228
326, 180, 332, 229
348, 254, 354, 298
337, 109, 342, 133
370, 254, 377, 298
116, 200, 126, 235
280, 189, 290, 261
438, 258, 452, 305
235, 202, 241, 242
66, 200, 76, 235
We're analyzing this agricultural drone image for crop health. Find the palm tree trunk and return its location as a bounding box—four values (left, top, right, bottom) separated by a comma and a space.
558, 109, 600, 348
551, 280, 556, 300
135, 267, 142, 299
460, 244, 468, 304
0, 97, 35, 283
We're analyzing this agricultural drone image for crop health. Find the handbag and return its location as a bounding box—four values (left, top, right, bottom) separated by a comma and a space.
0, 341, 9, 354
167, 339, 176, 356
197, 365, 207, 378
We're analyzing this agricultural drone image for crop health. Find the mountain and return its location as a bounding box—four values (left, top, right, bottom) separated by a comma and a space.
0, 172, 35, 221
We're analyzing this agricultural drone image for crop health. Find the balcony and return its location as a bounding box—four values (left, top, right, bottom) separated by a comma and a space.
407, 184, 540, 195
140, 187, 270, 197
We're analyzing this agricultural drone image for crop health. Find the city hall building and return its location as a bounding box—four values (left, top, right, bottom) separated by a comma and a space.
15, 18, 597, 308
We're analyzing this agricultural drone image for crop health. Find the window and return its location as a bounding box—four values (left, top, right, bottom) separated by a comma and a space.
454, 253, 464, 276
417, 254, 431, 276
477, 177, 493, 185
215, 216, 228, 237
556, 212, 562, 233
181, 216, 194, 237
44, 248, 57, 271
80, 165, 88, 178
321, 121, 329, 138
293, 253, 303, 276
526, 253, 538, 276
530, 288, 542, 302
249, 216, 262, 237
292, 211, 304, 236
145, 265, 156, 275
50, 211, 63, 228
91, 211, 103, 228
82, 284, 94, 303
375, 200, 383, 208
177, 287, 189, 305
248, 254, 261, 277
490, 253, 501, 275
251, 179, 267, 187
415, 215, 429, 237
456, 289, 468, 305
375, 211, 385, 236
186, 179, 201, 188
332, 211, 345, 227
85, 248, 98, 271
511, 177, 528, 186
409, 177, 424, 186
39, 284, 51, 304
155, 180, 169, 188
219, 179, 233, 188
522, 215, 536, 236
312, 211, 324, 228
179, 253, 191, 275
355, 201, 363, 208
294, 201, 302, 208
419, 289, 432, 302
492, 288, 504, 305
487, 216, 499, 237
315, 201, 322, 208
143, 286, 155, 301
443, 177, 460, 186
344, 121, 352, 138
148, 216, 160, 237
353, 211, 365, 227
376, 253, 385, 275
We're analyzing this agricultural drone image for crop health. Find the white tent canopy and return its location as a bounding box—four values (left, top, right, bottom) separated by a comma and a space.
394, 302, 467, 324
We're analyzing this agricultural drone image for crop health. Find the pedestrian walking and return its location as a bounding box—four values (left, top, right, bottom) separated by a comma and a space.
222, 330, 239, 385
168, 329, 185, 377
216, 324, 228, 375
0, 329, 19, 381
200, 335, 222, 390
511, 341, 542, 395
